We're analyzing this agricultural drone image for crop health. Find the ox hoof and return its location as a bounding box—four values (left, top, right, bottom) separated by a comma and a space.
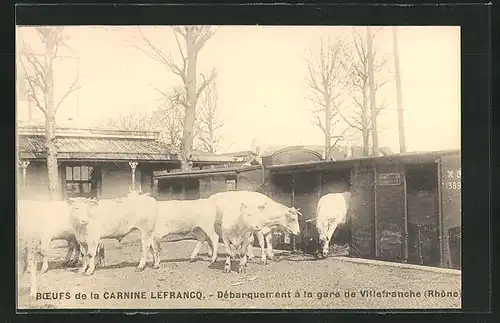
223, 265, 231, 273
189, 258, 197, 263
78, 269, 86, 274
152, 264, 160, 269
84, 270, 95, 276
237, 266, 246, 274
259, 259, 268, 265
135, 267, 146, 272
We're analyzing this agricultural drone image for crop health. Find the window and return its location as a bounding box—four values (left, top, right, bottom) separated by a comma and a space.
65, 165, 94, 198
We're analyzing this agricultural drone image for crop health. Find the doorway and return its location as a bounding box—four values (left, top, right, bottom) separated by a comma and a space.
406, 163, 440, 267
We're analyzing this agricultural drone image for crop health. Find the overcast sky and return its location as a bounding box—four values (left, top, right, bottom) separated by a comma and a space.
16, 26, 460, 154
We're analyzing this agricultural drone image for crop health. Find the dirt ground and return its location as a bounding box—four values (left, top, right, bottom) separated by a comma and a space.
17, 231, 461, 310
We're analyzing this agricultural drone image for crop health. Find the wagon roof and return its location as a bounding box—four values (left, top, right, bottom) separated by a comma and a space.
268, 149, 461, 172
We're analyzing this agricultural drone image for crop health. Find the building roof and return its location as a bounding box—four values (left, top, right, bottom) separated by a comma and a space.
17, 125, 178, 162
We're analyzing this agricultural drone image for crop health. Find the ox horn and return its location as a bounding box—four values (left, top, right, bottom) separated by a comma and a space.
291, 207, 303, 216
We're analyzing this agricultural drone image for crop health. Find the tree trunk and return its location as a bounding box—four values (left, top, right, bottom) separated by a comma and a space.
362, 80, 370, 156
181, 32, 198, 171
44, 41, 60, 200
45, 115, 59, 200
324, 101, 332, 160
366, 27, 379, 157
393, 26, 406, 153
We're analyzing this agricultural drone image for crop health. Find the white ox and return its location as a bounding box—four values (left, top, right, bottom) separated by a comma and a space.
17, 198, 90, 297
77, 192, 158, 275
314, 192, 351, 258
151, 198, 219, 267
204, 191, 302, 273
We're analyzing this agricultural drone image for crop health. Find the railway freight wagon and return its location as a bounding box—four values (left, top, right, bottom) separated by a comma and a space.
267, 150, 461, 270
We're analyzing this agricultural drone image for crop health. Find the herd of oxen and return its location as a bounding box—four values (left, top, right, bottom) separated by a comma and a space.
17, 190, 351, 298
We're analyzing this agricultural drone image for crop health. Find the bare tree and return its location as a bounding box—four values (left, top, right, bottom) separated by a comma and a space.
135, 26, 217, 169
150, 87, 187, 153
106, 110, 156, 132
18, 27, 81, 200
306, 35, 350, 160
195, 80, 225, 153
340, 27, 389, 156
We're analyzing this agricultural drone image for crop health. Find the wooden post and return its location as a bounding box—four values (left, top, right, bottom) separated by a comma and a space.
129, 161, 138, 191
402, 169, 409, 263
291, 173, 296, 252
20, 160, 30, 188
437, 159, 447, 268
373, 164, 379, 257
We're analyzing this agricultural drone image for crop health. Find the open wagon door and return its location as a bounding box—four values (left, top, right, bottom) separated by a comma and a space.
349, 165, 376, 258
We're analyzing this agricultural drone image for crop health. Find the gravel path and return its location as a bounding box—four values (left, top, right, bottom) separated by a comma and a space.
18, 232, 461, 310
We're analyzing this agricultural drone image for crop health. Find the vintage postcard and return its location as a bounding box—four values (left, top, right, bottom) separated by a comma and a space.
16, 25, 461, 310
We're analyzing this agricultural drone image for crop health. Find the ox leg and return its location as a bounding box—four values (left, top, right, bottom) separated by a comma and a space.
136, 231, 150, 272
206, 239, 214, 258
208, 232, 219, 264
189, 230, 207, 262
256, 231, 267, 265
247, 234, 255, 260
84, 241, 100, 275
78, 244, 89, 274
323, 221, 339, 258
39, 239, 51, 274
27, 245, 37, 298
151, 237, 161, 269
189, 241, 205, 262
222, 234, 233, 273
238, 234, 252, 274
64, 239, 75, 266
200, 225, 219, 264
265, 233, 274, 260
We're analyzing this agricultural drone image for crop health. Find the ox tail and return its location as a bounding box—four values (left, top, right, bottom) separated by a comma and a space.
344, 191, 358, 255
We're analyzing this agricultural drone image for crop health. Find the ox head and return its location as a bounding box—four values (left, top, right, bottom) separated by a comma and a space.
66, 197, 98, 225
283, 207, 301, 236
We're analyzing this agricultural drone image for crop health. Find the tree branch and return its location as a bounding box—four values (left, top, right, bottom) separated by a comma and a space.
195, 68, 217, 102
55, 76, 81, 113
312, 115, 326, 133
18, 55, 46, 115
